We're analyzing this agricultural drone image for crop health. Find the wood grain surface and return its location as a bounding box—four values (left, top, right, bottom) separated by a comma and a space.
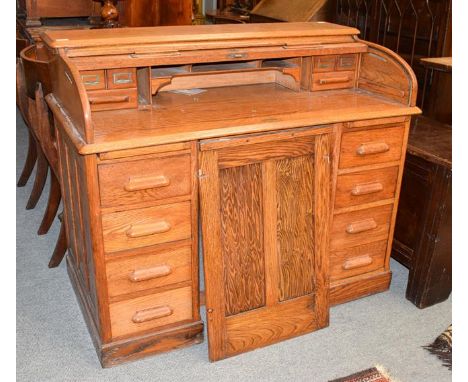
101, 202, 191, 253
220, 164, 266, 316
276, 155, 315, 301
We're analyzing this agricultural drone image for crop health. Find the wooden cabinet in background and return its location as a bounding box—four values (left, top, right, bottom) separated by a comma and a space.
392, 117, 452, 308
119, 0, 192, 27
198, 129, 331, 361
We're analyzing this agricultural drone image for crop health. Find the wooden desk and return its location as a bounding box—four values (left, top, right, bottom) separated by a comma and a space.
42, 22, 420, 366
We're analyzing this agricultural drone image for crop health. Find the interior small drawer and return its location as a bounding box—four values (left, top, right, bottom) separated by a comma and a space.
336, 54, 357, 71
88, 88, 138, 111
81, 70, 106, 91
109, 286, 193, 338
311, 71, 355, 91
339, 126, 405, 169
98, 153, 191, 208
106, 245, 192, 299
107, 68, 137, 89
330, 240, 387, 281
331, 204, 393, 250
313, 55, 336, 72
101, 201, 192, 253
334, 166, 399, 209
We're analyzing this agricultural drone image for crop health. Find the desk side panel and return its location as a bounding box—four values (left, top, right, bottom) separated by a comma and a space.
55, 121, 111, 343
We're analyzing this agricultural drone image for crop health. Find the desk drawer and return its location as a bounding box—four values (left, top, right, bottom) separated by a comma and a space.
102, 202, 192, 253
331, 204, 393, 250
81, 70, 106, 91
106, 245, 192, 298
98, 153, 191, 208
109, 286, 193, 338
311, 71, 355, 91
330, 240, 387, 281
339, 126, 405, 169
107, 68, 137, 90
88, 88, 138, 111
335, 166, 399, 209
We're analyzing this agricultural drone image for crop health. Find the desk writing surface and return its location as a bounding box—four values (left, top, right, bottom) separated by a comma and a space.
83, 84, 420, 154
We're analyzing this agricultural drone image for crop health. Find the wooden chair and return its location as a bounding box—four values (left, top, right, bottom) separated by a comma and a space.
16, 36, 36, 188
18, 45, 67, 268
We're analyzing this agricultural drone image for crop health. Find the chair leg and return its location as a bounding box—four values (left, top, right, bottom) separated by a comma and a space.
17, 130, 37, 187
37, 171, 61, 235
48, 220, 67, 268
26, 148, 48, 210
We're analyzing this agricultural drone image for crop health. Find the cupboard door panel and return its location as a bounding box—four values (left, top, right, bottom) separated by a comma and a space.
220, 164, 266, 316
199, 130, 331, 361
276, 155, 315, 301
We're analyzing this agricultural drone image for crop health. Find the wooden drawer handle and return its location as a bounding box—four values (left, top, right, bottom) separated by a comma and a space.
126, 221, 171, 238
346, 218, 377, 234
351, 182, 383, 196
132, 305, 173, 324
356, 142, 390, 156
124, 175, 171, 192
342, 255, 373, 270
129, 264, 172, 282
89, 95, 129, 105
319, 76, 350, 85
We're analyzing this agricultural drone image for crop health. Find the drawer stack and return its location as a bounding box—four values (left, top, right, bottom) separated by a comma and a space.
310, 54, 357, 91
80, 67, 138, 111
330, 118, 408, 303
97, 143, 200, 340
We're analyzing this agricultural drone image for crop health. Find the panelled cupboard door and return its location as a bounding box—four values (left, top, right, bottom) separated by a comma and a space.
199, 129, 331, 361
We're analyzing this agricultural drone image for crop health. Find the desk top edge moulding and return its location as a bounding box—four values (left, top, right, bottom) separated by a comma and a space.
40, 22, 420, 367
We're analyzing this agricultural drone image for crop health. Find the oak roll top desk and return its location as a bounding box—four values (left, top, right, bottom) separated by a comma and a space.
41, 22, 420, 367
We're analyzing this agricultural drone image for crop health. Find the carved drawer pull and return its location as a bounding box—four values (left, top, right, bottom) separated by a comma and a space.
132, 305, 173, 324
351, 182, 383, 196
124, 175, 171, 192
126, 221, 171, 238
346, 218, 377, 234
129, 264, 172, 282
319, 76, 350, 85
89, 95, 129, 105
356, 142, 390, 156
342, 255, 373, 270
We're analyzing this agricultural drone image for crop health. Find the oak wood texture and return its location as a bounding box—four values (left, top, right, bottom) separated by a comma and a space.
330, 240, 387, 282
42, 22, 420, 366
199, 129, 330, 361
339, 126, 405, 168
101, 201, 191, 253
98, 152, 191, 207
109, 286, 192, 338
42, 22, 360, 50
82, 87, 418, 155
334, 166, 399, 209
105, 245, 192, 299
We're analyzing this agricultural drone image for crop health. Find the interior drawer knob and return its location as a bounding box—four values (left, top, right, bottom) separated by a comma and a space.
346, 218, 377, 234
356, 142, 390, 156
129, 264, 172, 282
126, 221, 172, 238
351, 182, 384, 196
124, 175, 171, 192
342, 255, 373, 270
132, 305, 173, 324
